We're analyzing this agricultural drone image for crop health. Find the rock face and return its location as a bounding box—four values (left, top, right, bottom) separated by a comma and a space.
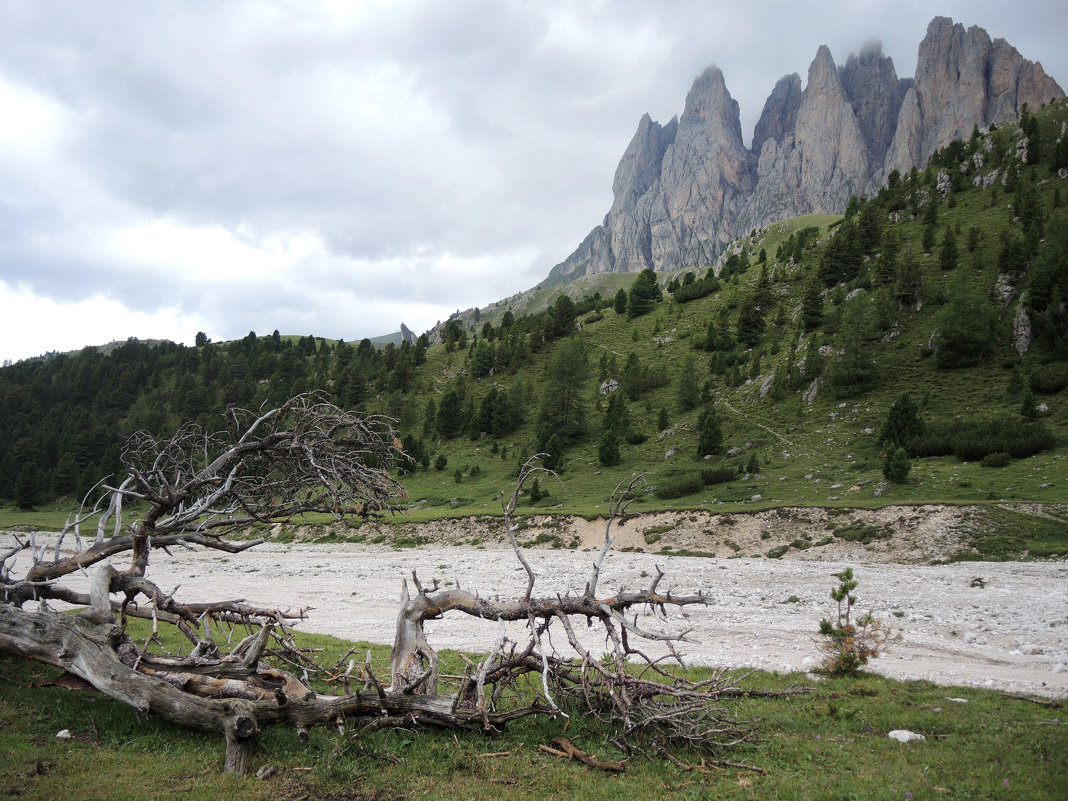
551, 67, 752, 279
545, 16, 1062, 284
886, 17, 1064, 175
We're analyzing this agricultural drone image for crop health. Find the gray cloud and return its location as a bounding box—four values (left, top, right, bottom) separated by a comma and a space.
0, 1, 1065, 361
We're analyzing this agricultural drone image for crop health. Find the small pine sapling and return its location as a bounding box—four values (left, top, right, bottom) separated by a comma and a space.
816, 568, 898, 676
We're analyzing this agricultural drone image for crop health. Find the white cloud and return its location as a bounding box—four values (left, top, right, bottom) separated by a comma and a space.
0, 281, 204, 363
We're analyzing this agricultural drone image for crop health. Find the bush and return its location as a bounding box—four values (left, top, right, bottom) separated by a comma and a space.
583, 311, 604, 325
700, 466, 737, 485
434, 454, 448, 471
833, 524, 891, 544
883, 447, 911, 483
909, 417, 1055, 461
1030, 362, 1068, 394
981, 451, 1012, 468
653, 473, 704, 500
672, 275, 720, 304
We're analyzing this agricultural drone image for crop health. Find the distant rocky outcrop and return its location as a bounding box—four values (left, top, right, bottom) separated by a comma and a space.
545, 16, 1062, 284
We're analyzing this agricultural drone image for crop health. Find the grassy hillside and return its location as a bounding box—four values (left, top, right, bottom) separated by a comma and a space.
396, 104, 1068, 518
2, 101, 1067, 524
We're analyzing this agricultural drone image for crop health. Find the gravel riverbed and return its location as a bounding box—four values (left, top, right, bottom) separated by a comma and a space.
8, 532, 1065, 698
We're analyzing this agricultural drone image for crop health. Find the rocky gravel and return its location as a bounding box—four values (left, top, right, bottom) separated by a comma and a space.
8, 527, 1065, 699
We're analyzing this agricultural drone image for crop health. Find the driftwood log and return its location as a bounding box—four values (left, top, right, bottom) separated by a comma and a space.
1, 398, 805, 774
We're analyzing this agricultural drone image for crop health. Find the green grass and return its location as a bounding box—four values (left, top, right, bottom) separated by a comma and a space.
958, 505, 1068, 559
1, 619, 1064, 800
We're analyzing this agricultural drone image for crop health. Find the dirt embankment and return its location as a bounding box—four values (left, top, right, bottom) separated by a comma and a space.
275, 503, 983, 564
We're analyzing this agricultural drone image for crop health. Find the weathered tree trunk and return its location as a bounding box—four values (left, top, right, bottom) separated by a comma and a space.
0, 604, 483, 772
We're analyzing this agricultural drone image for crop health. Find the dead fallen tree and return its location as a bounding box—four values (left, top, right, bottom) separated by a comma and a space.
1, 397, 807, 774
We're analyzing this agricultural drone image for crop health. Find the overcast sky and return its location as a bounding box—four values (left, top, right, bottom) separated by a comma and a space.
1, 1, 1065, 363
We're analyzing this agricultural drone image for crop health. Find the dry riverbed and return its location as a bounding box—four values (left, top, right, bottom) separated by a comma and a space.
4, 512, 1066, 699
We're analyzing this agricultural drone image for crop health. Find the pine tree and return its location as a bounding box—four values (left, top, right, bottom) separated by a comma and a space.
934, 273, 996, 368
939, 227, 959, 270
598, 430, 621, 466
696, 406, 724, 457
627, 269, 662, 318
14, 462, 42, 509
536, 336, 590, 441
878, 393, 924, 451
801, 279, 824, 331
676, 355, 701, 411
736, 295, 766, 347
602, 391, 631, 438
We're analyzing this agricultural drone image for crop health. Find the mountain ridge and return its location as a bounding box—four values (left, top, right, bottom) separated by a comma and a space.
544, 15, 1063, 285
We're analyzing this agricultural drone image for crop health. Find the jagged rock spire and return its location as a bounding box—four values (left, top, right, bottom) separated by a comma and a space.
544, 16, 1063, 284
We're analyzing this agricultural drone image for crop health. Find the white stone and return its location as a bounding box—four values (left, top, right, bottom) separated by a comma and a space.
56, 729, 72, 740
888, 730, 926, 744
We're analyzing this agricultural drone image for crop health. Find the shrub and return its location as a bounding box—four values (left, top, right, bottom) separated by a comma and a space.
672, 275, 720, 303
981, 451, 1012, 468
434, 454, 448, 471
909, 417, 1055, 461
833, 524, 891, 544
883, 447, 911, 483
700, 466, 736, 485
583, 311, 604, 325
766, 544, 790, 559
1030, 363, 1068, 394
653, 473, 704, 500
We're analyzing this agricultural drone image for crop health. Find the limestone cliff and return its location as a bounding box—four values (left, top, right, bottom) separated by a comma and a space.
544, 16, 1062, 284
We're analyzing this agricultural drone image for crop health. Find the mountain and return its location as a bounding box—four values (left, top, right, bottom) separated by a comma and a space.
544, 16, 1063, 285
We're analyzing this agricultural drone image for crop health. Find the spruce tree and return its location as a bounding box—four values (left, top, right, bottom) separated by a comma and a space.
878, 393, 924, 451
939, 227, 959, 270
598, 430, 621, 466
801, 279, 824, 331
696, 406, 724, 457
934, 273, 996, 368
627, 269, 662, 318
676, 355, 701, 411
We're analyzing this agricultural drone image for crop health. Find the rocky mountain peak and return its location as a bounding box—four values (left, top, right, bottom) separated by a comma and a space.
682, 66, 744, 143
839, 41, 905, 164
806, 45, 841, 97
544, 16, 1063, 285
751, 73, 801, 154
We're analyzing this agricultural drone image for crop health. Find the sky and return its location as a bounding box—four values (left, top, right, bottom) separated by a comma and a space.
1, 1, 1066, 363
